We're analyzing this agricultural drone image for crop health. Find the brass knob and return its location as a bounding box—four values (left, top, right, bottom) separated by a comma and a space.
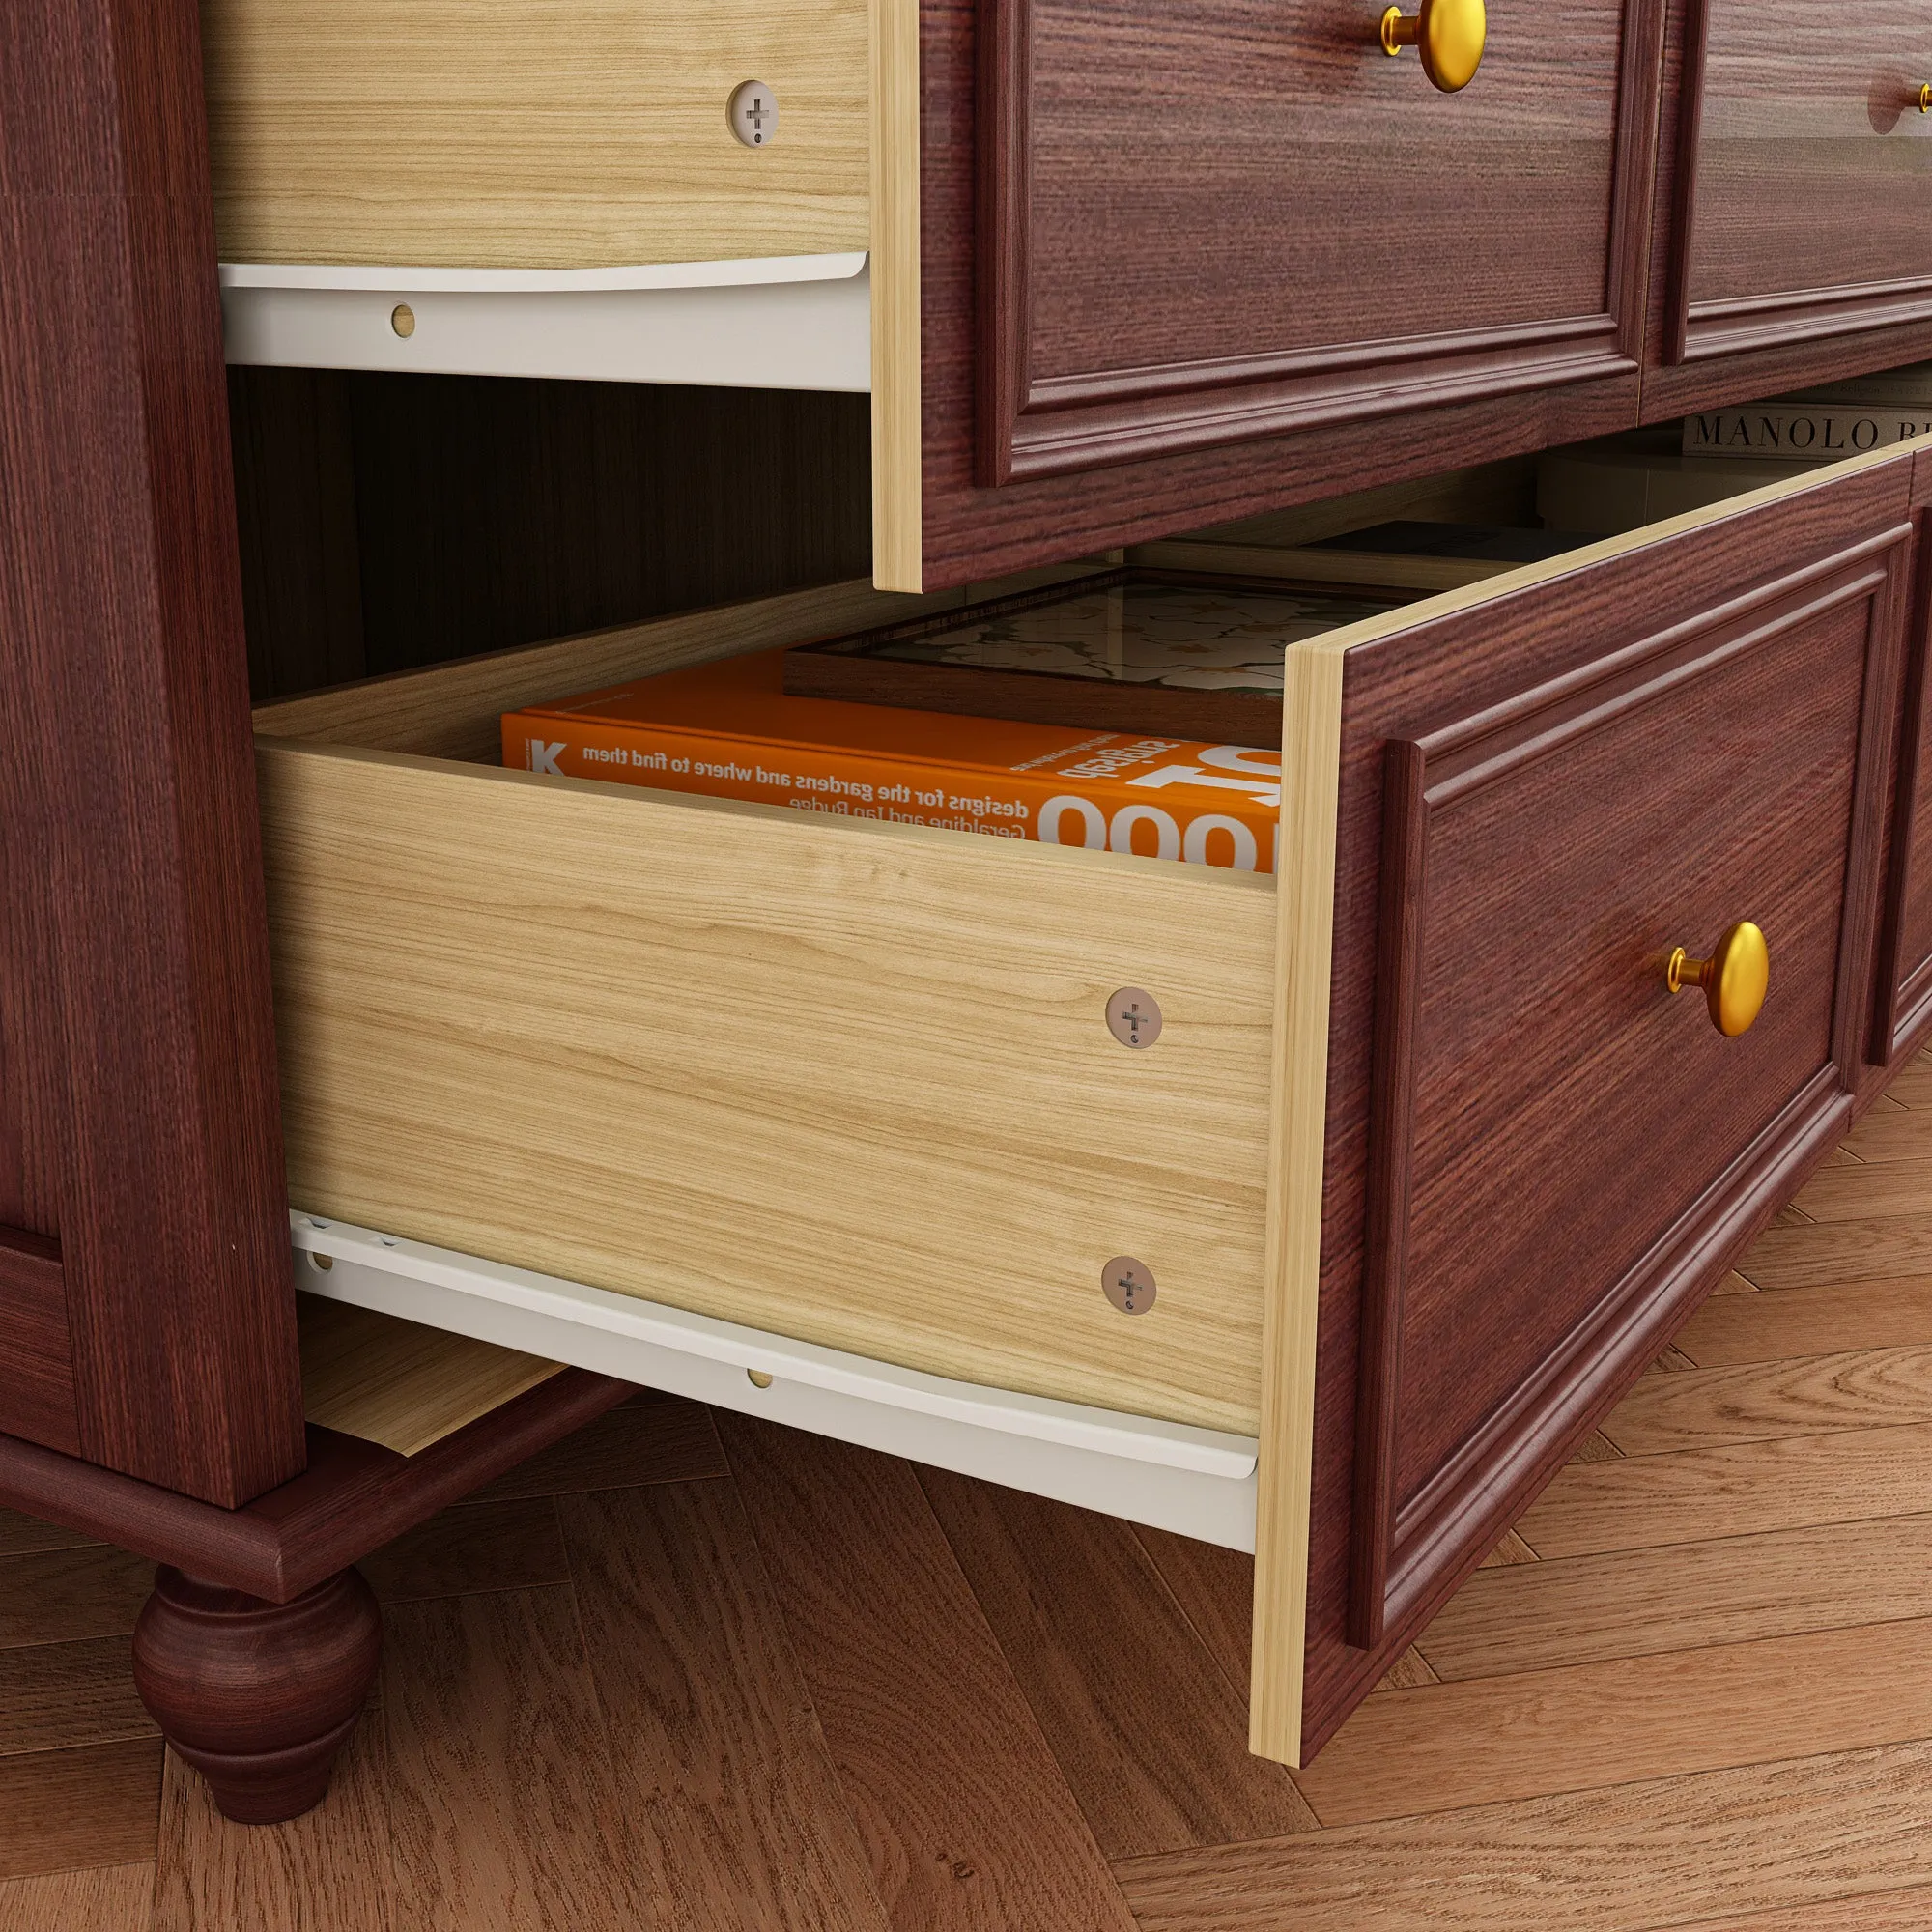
1920, 82, 1931, 113
1379, 0, 1487, 91
1665, 922, 1769, 1037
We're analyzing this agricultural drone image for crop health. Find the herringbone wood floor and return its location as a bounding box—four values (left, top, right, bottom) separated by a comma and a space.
9, 1058, 1932, 1929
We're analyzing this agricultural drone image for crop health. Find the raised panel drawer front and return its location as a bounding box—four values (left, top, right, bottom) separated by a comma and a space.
977, 0, 1664, 482
1259, 443, 1918, 1763
1667, 0, 1932, 361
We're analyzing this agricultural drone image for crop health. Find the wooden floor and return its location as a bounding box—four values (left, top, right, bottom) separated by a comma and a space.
11, 1064, 1932, 1930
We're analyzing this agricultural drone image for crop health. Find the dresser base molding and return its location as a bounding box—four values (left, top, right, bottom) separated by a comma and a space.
0, 1368, 628, 1604
131, 1565, 383, 1823
289, 1211, 1263, 1554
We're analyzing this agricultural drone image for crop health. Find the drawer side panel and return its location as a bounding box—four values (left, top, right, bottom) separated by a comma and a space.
259, 746, 1275, 1433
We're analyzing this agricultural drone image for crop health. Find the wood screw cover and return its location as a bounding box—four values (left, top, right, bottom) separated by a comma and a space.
1105, 987, 1162, 1049
1102, 1257, 1156, 1315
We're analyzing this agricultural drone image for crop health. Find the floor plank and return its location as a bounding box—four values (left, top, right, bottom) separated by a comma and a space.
1416, 1512, 1932, 1681
0, 1546, 154, 1647
154, 1716, 393, 1932
721, 1416, 1137, 1932
357, 1497, 567, 1605
1598, 1346, 1932, 1454
1295, 1615, 1932, 1827
1678, 1273, 1932, 1365
1879, 1054, 1932, 1111
1660, 1883, 1932, 1929
1792, 1157, 1932, 1223
1842, 1106, 1932, 1163
1518, 1419, 1932, 1557
0, 1511, 98, 1559
1737, 1215, 1932, 1291
561, 1480, 888, 1932
918, 1470, 1316, 1861
383, 1584, 653, 1932
1115, 1739, 1932, 1932
467, 1396, 725, 1502
0, 1635, 153, 1756
0, 1738, 163, 1882
0, 1861, 154, 1932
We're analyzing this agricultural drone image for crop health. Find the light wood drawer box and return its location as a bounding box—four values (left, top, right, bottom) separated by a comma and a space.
252, 440, 1930, 1765
199, 0, 868, 270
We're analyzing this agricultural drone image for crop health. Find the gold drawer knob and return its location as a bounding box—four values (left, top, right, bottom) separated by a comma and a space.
1379, 0, 1486, 92
1920, 82, 1931, 113
1666, 921, 1769, 1037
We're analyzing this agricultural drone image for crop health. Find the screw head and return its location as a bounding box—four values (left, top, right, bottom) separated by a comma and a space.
1102, 1256, 1156, 1316
1105, 987, 1162, 1049
727, 79, 778, 147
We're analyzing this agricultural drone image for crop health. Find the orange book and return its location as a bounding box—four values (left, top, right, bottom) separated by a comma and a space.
502, 648, 1281, 871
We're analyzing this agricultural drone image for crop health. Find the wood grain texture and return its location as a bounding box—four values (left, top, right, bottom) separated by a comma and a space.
915, 0, 1647, 588
561, 1480, 890, 1932
1737, 1213, 1932, 1288
0, 1369, 627, 1603
1844, 1101, 1932, 1161
0, 1227, 77, 1456
1679, 1271, 1932, 1363
0, 1637, 152, 1757
466, 1395, 725, 1501
1416, 1509, 1932, 1680
1597, 1345, 1932, 1452
1794, 1155, 1932, 1220
0, 1862, 154, 1932
1519, 1417, 1932, 1557
0, 1510, 96, 1558
203, 0, 867, 268
0, 0, 307, 1505
1289, 447, 1917, 1759
870, 0, 922, 590
153, 1716, 394, 1932
975, 0, 1660, 484
383, 1584, 652, 1931
0, 1546, 155, 1646
252, 576, 967, 761
260, 740, 1276, 1433
1248, 639, 1345, 1761
356, 1498, 567, 1605
0, 1631, 151, 1770
0, 1738, 163, 1882
298, 1296, 562, 1458
721, 1416, 1137, 1931
1638, 2, 1932, 418
1296, 1614, 1932, 1827
919, 1467, 1317, 1858
1115, 1739, 1932, 1932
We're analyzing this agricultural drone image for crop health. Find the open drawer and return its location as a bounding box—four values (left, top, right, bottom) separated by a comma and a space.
252, 438, 1929, 1765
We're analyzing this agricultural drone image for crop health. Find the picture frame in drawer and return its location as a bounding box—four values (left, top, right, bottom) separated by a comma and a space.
253, 440, 1932, 1765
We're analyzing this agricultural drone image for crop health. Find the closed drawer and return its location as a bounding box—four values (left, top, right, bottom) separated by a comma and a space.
254, 438, 1922, 1768
1664, 0, 1932, 363
976, 0, 1662, 481
200, 0, 867, 269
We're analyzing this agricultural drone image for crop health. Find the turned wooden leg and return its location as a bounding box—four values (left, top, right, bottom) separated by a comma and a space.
131, 1565, 382, 1824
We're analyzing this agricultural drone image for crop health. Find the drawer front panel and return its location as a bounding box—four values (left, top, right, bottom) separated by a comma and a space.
979, 0, 1662, 481
202, 0, 868, 270
260, 743, 1275, 1434
1667, 0, 1932, 359
1270, 448, 1918, 1763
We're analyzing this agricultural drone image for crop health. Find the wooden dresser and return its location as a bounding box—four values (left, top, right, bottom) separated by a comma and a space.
6, 0, 1932, 1814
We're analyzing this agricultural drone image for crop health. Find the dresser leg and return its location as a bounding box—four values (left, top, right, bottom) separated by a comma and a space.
131, 1565, 383, 1824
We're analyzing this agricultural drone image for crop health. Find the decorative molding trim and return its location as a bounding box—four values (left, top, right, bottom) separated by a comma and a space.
978, 0, 1659, 486
1345, 531, 1910, 1646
